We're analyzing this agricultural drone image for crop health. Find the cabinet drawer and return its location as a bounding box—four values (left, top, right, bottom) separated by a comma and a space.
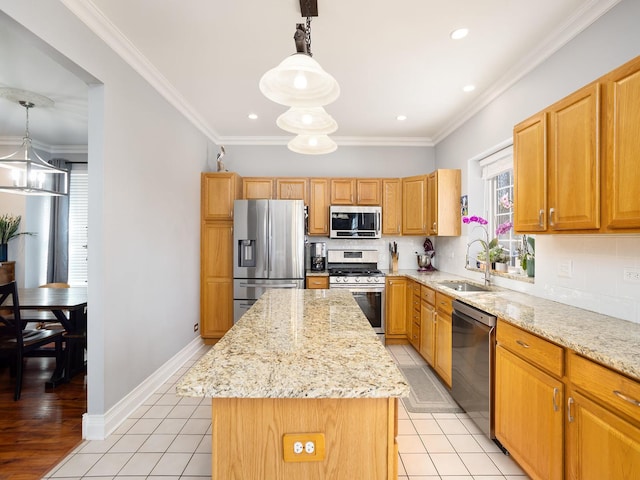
569, 352, 640, 423
435, 292, 453, 315
497, 321, 564, 378
421, 286, 435, 305
305, 276, 329, 289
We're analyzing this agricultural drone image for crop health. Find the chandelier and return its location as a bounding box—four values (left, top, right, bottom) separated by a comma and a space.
0, 88, 68, 196
259, 1, 339, 154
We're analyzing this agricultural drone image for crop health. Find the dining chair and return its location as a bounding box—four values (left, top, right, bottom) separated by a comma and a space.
0, 281, 65, 400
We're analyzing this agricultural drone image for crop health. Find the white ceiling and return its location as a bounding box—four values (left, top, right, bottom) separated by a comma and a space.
0, 0, 620, 148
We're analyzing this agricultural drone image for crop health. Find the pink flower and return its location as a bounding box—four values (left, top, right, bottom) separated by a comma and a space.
462, 215, 488, 225
496, 221, 513, 236
499, 194, 513, 210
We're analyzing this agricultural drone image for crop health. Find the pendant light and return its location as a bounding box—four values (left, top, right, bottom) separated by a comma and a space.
260, 1, 339, 154
0, 88, 68, 196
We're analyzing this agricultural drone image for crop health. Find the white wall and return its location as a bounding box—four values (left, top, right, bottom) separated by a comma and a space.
0, 1, 208, 421
434, 0, 640, 323
214, 144, 434, 178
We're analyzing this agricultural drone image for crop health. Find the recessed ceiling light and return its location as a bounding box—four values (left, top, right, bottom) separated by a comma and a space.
450, 28, 469, 40
396, 115, 407, 121
463, 85, 476, 93
248, 113, 258, 120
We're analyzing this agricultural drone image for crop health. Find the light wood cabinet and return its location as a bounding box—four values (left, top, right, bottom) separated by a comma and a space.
548, 83, 601, 231
330, 178, 356, 205
385, 276, 407, 339
514, 112, 547, 232
407, 281, 421, 351
419, 286, 436, 366
242, 177, 274, 199
566, 352, 640, 479
514, 83, 600, 233
434, 292, 452, 387
202, 172, 242, 220
603, 56, 640, 231
495, 343, 564, 480
402, 175, 427, 235
308, 178, 330, 235
356, 179, 381, 205
330, 178, 381, 205
426, 170, 461, 236
276, 178, 308, 204
306, 276, 329, 289
200, 172, 241, 342
381, 179, 402, 235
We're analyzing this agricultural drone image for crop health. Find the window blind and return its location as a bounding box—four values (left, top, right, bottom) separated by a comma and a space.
68, 165, 88, 286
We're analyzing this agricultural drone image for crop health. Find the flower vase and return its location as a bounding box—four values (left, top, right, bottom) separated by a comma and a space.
526, 258, 535, 277
0, 243, 7, 262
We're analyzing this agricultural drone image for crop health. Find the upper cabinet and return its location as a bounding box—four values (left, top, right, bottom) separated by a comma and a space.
514, 83, 600, 233
276, 178, 308, 204
603, 56, 640, 231
202, 172, 242, 220
402, 175, 427, 235
330, 178, 381, 205
514, 54, 640, 235
382, 179, 402, 235
427, 170, 461, 236
243, 177, 274, 199
308, 178, 330, 236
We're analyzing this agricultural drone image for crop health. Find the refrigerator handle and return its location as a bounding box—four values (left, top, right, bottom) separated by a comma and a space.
267, 209, 271, 274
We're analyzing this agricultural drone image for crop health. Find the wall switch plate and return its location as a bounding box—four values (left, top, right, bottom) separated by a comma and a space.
558, 260, 573, 278
623, 267, 640, 283
283, 433, 325, 462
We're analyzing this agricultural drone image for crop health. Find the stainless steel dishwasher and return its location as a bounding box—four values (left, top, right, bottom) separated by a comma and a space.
451, 299, 497, 440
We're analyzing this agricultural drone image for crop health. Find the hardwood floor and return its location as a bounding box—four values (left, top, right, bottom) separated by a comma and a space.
0, 357, 86, 480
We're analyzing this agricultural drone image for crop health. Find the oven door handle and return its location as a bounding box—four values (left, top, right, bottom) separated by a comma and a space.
343, 287, 385, 293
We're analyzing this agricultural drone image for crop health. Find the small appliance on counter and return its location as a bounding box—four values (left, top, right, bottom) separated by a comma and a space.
416, 238, 436, 272
309, 242, 327, 271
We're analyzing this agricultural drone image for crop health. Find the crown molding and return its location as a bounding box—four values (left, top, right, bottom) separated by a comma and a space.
432, 0, 622, 144
60, 0, 222, 144
62, 0, 619, 149
0, 136, 88, 154
219, 135, 434, 147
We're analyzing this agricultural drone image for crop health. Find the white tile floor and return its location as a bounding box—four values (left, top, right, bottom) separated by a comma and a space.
45, 343, 529, 479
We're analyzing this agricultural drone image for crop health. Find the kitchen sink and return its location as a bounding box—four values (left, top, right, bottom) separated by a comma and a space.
438, 281, 491, 292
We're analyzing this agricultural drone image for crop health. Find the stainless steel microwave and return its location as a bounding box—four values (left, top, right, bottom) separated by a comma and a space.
329, 206, 382, 239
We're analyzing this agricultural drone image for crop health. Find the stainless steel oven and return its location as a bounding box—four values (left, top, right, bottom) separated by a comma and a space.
327, 249, 385, 342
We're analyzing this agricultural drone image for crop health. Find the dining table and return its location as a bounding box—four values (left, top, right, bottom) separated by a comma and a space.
8, 287, 88, 386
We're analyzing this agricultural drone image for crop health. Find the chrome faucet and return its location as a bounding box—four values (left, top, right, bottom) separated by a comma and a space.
466, 228, 491, 286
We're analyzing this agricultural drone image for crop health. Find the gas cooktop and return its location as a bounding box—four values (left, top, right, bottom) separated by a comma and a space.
328, 268, 384, 277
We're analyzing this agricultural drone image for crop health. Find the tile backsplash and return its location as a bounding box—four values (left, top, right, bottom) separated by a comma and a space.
436, 234, 640, 324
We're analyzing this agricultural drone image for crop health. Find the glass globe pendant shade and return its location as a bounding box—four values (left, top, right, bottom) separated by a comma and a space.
276, 106, 338, 135
259, 53, 340, 107
288, 134, 337, 155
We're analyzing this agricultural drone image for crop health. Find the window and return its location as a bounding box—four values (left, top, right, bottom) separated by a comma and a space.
480, 146, 523, 268
68, 164, 88, 286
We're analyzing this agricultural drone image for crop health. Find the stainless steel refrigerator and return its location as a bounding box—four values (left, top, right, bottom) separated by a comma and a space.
233, 199, 305, 322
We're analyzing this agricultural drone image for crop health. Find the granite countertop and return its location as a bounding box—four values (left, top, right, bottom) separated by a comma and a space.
177, 289, 410, 399
388, 269, 640, 381
305, 270, 329, 277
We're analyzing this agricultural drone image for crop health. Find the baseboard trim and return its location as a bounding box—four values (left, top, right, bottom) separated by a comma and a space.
82, 337, 206, 440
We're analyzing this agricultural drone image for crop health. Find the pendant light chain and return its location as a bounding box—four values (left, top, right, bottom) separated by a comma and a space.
305, 16, 312, 57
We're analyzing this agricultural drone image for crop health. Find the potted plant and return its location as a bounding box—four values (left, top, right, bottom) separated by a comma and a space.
0, 214, 33, 262
518, 235, 535, 277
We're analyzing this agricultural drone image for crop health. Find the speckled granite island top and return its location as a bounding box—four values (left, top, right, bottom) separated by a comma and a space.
388, 269, 640, 381
177, 289, 410, 399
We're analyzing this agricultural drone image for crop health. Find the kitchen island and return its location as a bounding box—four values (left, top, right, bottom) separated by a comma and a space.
177, 289, 409, 480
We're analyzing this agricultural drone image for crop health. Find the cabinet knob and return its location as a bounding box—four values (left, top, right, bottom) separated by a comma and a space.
549, 207, 555, 227
538, 209, 544, 227
567, 397, 575, 423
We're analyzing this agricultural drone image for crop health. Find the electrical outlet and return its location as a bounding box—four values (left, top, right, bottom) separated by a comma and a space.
558, 260, 573, 278
283, 433, 325, 462
193, 323, 199, 332
623, 267, 640, 283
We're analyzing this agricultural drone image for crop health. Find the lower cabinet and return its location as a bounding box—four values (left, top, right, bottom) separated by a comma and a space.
495, 320, 640, 480
306, 276, 329, 289
419, 291, 436, 366
434, 292, 452, 387
495, 344, 564, 480
566, 352, 640, 480
385, 277, 407, 340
